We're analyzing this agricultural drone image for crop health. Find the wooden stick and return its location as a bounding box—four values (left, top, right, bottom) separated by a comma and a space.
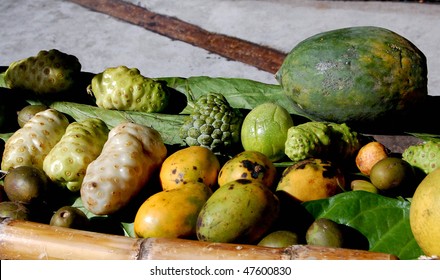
67, 0, 286, 74
0, 218, 397, 260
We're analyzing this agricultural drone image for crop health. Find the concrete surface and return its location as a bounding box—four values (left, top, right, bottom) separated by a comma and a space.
0, 0, 439, 95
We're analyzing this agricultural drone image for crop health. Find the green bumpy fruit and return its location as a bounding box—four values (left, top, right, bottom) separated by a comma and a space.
43, 118, 109, 192
402, 141, 440, 174
88, 66, 169, 113
276, 26, 428, 125
1, 109, 69, 171
179, 93, 243, 153
284, 121, 361, 162
4, 49, 81, 95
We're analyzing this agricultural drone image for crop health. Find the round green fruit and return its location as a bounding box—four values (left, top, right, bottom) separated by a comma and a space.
306, 218, 343, 248
276, 26, 427, 126
258, 230, 299, 248
369, 157, 415, 195
241, 103, 293, 162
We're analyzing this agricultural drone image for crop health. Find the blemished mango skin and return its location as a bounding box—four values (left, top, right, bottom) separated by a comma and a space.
276, 158, 345, 203
196, 179, 279, 244
217, 150, 277, 189
159, 146, 220, 191
134, 182, 212, 239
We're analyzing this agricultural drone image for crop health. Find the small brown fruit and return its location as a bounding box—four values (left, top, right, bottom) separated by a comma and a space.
355, 141, 389, 176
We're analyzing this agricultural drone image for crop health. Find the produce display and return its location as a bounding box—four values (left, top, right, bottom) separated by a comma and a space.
0, 26, 439, 260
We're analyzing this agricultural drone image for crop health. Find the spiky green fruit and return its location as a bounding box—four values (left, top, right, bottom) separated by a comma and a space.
284, 121, 361, 162
81, 122, 167, 215
88, 66, 169, 113
43, 118, 109, 192
179, 93, 243, 153
4, 49, 81, 95
1, 109, 69, 171
402, 141, 440, 174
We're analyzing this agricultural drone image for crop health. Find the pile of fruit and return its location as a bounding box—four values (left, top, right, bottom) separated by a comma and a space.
1, 26, 439, 260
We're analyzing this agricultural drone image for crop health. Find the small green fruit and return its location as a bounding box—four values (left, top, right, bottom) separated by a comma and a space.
50, 206, 89, 230
3, 165, 49, 205
241, 103, 293, 162
350, 179, 378, 194
306, 218, 343, 248
369, 157, 415, 194
258, 230, 299, 248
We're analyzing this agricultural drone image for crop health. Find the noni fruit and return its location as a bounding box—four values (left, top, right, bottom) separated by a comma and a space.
284, 121, 361, 162
43, 118, 109, 192
88, 66, 169, 113
4, 49, 81, 95
1, 109, 69, 171
81, 122, 167, 215
402, 140, 440, 174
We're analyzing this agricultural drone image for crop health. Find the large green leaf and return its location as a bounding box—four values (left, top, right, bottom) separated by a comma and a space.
303, 191, 423, 260
50, 101, 186, 146
159, 76, 309, 117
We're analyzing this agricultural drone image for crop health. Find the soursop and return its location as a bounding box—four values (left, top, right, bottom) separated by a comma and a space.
4, 49, 81, 95
179, 92, 243, 153
402, 140, 440, 174
88, 66, 169, 113
43, 118, 109, 192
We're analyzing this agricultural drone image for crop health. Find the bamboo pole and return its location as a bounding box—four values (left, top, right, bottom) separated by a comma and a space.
0, 218, 398, 260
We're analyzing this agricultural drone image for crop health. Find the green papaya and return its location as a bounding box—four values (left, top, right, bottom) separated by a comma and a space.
276, 26, 428, 126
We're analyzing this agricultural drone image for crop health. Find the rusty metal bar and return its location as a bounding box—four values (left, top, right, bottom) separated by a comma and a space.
67, 0, 286, 74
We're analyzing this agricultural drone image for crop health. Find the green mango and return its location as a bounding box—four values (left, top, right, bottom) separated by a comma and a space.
196, 179, 279, 244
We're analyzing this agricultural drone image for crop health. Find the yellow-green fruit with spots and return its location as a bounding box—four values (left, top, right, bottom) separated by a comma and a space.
196, 179, 279, 244
241, 103, 293, 162
410, 167, 440, 257
88, 65, 169, 113
218, 150, 277, 189
43, 118, 109, 192
1, 109, 69, 171
276, 158, 345, 202
159, 146, 221, 191
134, 182, 212, 239
4, 49, 81, 96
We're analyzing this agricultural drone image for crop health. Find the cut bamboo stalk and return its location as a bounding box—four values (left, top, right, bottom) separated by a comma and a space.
0, 218, 398, 260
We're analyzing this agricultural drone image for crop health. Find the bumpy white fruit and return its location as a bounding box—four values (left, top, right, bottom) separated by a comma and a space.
1, 109, 69, 171
80, 122, 167, 215
43, 118, 109, 192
